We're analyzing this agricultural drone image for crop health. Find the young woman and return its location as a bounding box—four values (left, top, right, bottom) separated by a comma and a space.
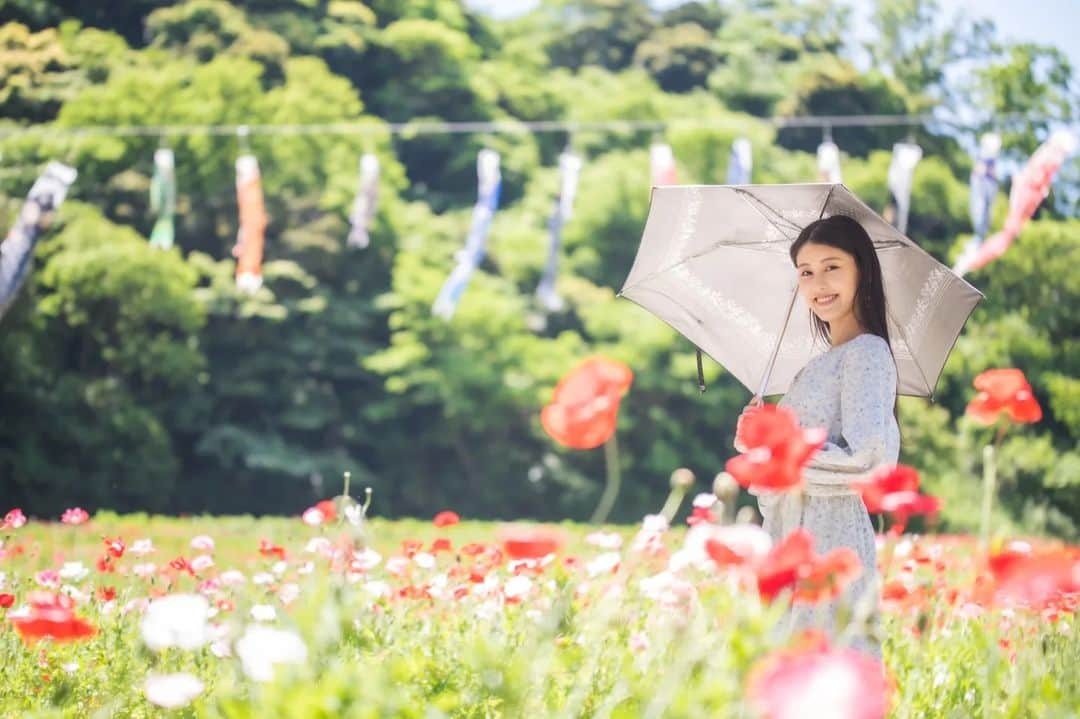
735, 214, 900, 659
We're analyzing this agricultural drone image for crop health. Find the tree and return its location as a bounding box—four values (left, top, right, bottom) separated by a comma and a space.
866, 0, 995, 111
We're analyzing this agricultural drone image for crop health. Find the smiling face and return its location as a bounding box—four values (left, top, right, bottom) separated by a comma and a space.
795, 242, 860, 327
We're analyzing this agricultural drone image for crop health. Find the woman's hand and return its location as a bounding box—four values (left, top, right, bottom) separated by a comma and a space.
733, 395, 763, 453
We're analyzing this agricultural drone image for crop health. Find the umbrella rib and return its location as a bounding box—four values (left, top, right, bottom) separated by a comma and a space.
819, 184, 837, 219
734, 189, 804, 239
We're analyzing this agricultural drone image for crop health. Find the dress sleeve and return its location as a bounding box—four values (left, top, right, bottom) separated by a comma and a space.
803, 336, 898, 490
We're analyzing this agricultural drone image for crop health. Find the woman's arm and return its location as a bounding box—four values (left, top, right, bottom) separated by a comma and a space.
803, 335, 898, 493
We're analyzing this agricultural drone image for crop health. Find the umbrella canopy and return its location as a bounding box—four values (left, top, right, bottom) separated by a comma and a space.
618, 183, 983, 399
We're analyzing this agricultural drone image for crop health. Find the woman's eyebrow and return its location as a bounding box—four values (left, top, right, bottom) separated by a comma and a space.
796, 256, 844, 268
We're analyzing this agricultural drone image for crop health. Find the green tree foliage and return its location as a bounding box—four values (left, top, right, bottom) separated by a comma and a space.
0, 0, 1076, 537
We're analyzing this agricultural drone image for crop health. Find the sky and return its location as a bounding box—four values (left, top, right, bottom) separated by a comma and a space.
464, 0, 1080, 74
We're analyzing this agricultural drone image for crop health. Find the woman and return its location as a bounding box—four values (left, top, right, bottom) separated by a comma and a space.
735, 214, 900, 658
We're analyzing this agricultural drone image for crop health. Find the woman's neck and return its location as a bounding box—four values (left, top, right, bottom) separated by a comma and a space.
828, 315, 867, 347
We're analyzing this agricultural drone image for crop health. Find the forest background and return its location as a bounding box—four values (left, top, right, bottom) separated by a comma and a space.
0, 0, 1077, 536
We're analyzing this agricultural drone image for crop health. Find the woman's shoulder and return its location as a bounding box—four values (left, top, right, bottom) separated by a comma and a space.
842, 333, 895, 369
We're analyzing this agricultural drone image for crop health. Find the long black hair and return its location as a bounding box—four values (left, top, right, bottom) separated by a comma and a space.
789, 214, 900, 425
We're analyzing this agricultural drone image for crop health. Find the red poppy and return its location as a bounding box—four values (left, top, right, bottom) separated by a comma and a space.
756, 529, 816, 602
540, 356, 633, 450
430, 537, 453, 554
966, 369, 1042, 425
433, 511, 460, 528
879, 491, 942, 518
851, 464, 942, 532
169, 556, 195, 576
726, 405, 826, 492
258, 539, 286, 560
315, 500, 337, 522
401, 539, 424, 558
747, 636, 890, 719
60, 507, 89, 525
0, 593, 14, 608
460, 542, 487, 557
8, 592, 96, 643
792, 547, 863, 604
686, 506, 715, 526
852, 465, 920, 513
96, 586, 116, 602
753, 529, 863, 605
987, 545, 1080, 610
499, 526, 565, 560
703, 525, 772, 568
103, 537, 125, 559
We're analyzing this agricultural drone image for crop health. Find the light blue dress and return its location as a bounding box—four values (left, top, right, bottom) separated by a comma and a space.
743, 333, 900, 658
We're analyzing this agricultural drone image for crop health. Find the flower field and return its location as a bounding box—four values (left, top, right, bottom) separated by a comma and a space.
1, 499, 1079, 719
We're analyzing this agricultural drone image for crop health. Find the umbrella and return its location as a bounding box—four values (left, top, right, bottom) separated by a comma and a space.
618, 183, 983, 400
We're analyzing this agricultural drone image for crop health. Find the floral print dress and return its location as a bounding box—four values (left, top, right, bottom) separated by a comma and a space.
745, 333, 900, 658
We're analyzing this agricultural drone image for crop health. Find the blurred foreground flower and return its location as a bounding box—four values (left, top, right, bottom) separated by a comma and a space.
8, 591, 96, 643
708, 527, 861, 605
141, 594, 211, 651
236, 625, 308, 682
728, 405, 825, 492
747, 631, 890, 719
987, 543, 1080, 610
851, 465, 942, 534
144, 673, 204, 709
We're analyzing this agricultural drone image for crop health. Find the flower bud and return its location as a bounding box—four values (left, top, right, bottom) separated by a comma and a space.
712, 472, 739, 504
669, 468, 695, 490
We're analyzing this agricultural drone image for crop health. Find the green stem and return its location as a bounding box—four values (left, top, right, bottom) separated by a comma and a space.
341, 470, 351, 500
979, 444, 997, 550
590, 434, 621, 524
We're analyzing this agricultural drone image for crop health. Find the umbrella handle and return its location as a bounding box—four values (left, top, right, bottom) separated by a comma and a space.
758, 287, 799, 398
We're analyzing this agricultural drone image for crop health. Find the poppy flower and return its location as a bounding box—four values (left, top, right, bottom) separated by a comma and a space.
726, 405, 826, 492
987, 545, 1080, 610
851, 465, 941, 532
315, 499, 337, 520
8, 591, 97, 643
103, 537, 125, 559
703, 524, 773, 567
433, 511, 460, 528
751, 529, 863, 605
965, 369, 1042, 425
0, 593, 14, 608
258, 539, 286, 560
755, 529, 817, 601
499, 525, 564, 560
2, 508, 27, 530
747, 636, 890, 719
60, 507, 89, 525
851, 465, 920, 514
540, 356, 633, 450
792, 547, 863, 604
